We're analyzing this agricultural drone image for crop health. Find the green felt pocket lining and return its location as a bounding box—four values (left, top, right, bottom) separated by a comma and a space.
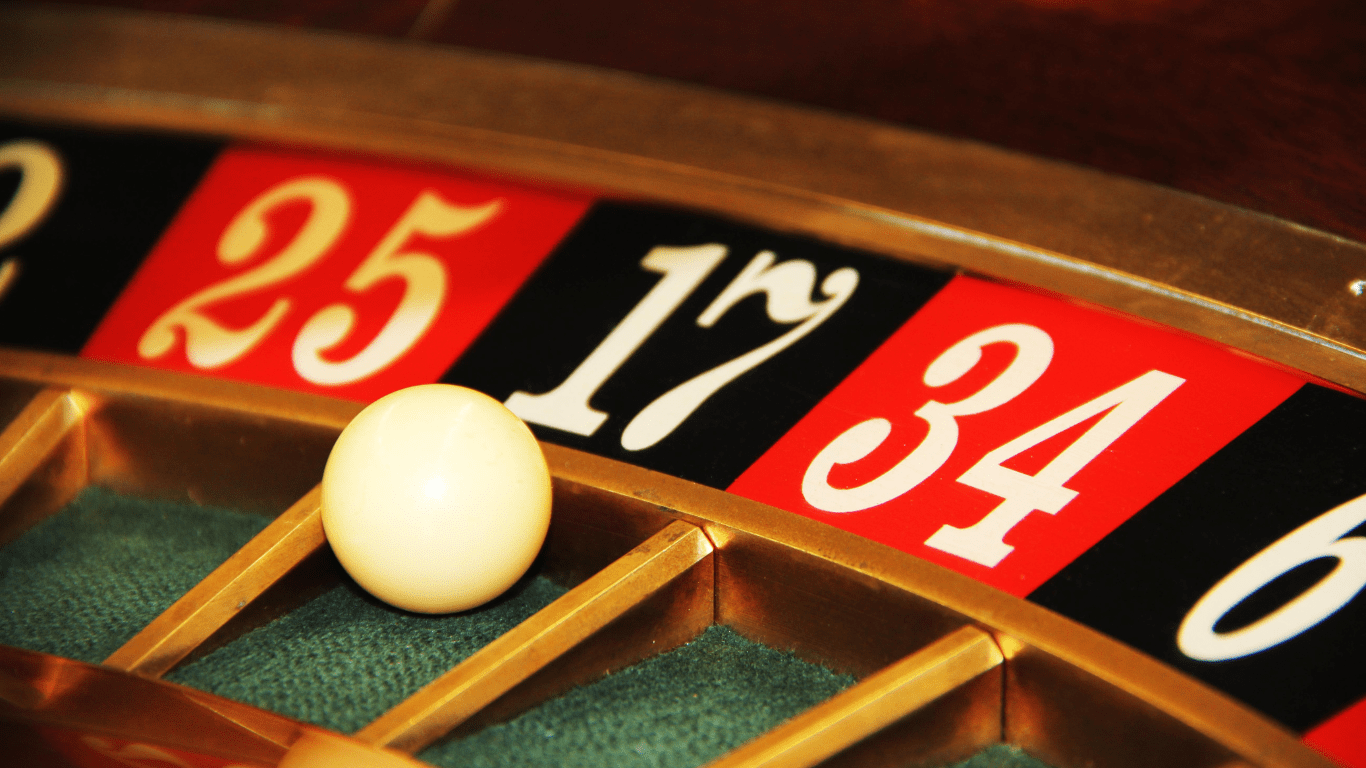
1, 489, 1055, 768
168, 573, 567, 734
0, 487, 270, 663
419, 625, 856, 768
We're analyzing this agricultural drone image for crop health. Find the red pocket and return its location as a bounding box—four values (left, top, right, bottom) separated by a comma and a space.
84, 146, 589, 402
730, 276, 1303, 596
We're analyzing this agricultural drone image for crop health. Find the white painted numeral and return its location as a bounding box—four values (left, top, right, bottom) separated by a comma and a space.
139, 176, 351, 368
803, 323, 1183, 569
802, 323, 1053, 513
621, 251, 858, 450
0, 139, 64, 300
141, 177, 497, 384
504, 244, 729, 435
293, 193, 501, 385
928, 369, 1184, 566
1178, 493, 1366, 661
507, 246, 859, 450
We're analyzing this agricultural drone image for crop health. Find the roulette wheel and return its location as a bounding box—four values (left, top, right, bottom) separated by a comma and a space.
1, 2, 1364, 768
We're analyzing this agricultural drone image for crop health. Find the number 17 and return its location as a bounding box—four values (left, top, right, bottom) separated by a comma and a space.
506, 244, 859, 451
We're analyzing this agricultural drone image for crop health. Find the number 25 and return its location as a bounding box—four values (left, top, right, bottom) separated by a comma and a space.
139, 176, 501, 385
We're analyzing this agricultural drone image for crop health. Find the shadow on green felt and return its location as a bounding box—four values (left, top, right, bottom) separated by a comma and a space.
419, 624, 857, 768
167, 567, 567, 734
0, 487, 271, 663
416, 629, 1054, 768
0, 489, 1058, 768
951, 745, 1055, 768
0, 485, 569, 736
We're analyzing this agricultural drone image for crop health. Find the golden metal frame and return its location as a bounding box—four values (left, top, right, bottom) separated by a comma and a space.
0, 4, 1362, 768
5, 5, 1366, 391
0, 349, 1332, 768
0, 347, 1338, 768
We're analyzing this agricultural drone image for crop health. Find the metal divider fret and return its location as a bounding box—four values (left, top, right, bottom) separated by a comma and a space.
104, 484, 327, 677
707, 626, 1004, 768
359, 520, 715, 752
0, 386, 87, 513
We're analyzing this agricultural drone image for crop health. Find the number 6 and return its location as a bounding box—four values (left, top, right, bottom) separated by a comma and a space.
1178, 493, 1366, 662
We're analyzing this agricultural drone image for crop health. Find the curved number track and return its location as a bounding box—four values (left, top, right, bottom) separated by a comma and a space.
0, 350, 1328, 768
0, 7, 1361, 768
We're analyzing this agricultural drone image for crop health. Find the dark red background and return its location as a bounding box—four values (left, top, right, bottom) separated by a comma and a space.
70, 0, 1366, 245
46, 1, 1366, 760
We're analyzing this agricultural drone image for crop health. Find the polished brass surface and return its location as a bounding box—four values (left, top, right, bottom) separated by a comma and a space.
811, 670, 1002, 768
0, 353, 1338, 768
360, 521, 713, 752
0, 646, 298, 766
707, 626, 1003, 768
82, 394, 338, 516
439, 523, 714, 744
0, 387, 84, 546
4, 6, 1366, 393
0, 349, 360, 430
280, 731, 434, 768
0, 379, 46, 439
0, 6, 1358, 766
104, 486, 327, 678
543, 439, 1333, 768
1005, 644, 1243, 768
0, 388, 79, 507
709, 523, 969, 677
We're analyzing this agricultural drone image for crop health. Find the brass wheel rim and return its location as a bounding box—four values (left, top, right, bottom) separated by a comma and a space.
0, 6, 1357, 768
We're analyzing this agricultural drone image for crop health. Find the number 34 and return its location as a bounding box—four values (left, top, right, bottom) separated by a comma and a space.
802, 323, 1185, 568
139, 176, 502, 386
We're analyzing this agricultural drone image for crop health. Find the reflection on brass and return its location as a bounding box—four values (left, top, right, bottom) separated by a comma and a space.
0, 645, 296, 767
280, 730, 432, 768
817, 668, 1002, 768
707, 626, 1003, 768
540, 476, 682, 586
0, 387, 86, 547
0, 6, 1355, 767
358, 520, 714, 753
0, 347, 346, 521
104, 486, 327, 678
177, 683, 315, 754
710, 523, 969, 677
451, 486, 714, 736
1002, 642, 1320, 768
0, 349, 360, 431
0, 387, 82, 506
540, 438, 1333, 768
83, 396, 338, 516
4, 7, 1366, 393
0, 347, 1340, 768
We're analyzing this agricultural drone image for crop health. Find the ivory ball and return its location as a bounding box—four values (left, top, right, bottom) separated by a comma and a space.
321, 384, 552, 613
